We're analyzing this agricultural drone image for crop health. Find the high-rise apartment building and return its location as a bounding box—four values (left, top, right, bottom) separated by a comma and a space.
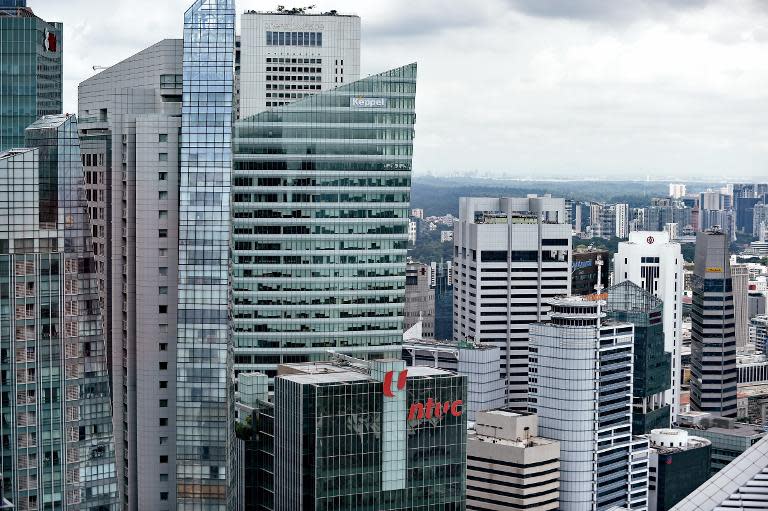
689, 229, 738, 418
176, 0, 236, 508
616, 203, 630, 238
239, 9, 360, 117
615, 231, 684, 422
0, 114, 118, 510
432, 260, 454, 341
404, 261, 435, 337
77, 39, 183, 510
753, 203, 768, 238
669, 184, 686, 199
453, 196, 571, 407
467, 411, 560, 511
605, 281, 672, 434
0, 1, 62, 152
529, 297, 649, 511
231, 64, 417, 377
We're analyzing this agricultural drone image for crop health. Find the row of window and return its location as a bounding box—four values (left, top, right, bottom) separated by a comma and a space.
266, 57, 322, 64
265, 31, 323, 46
266, 74, 321, 82
266, 66, 320, 73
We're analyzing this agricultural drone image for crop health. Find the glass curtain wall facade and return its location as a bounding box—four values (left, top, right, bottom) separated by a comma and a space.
231, 63, 417, 376
176, 0, 235, 509
0, 114, 118, 510
0, 1, 62, 152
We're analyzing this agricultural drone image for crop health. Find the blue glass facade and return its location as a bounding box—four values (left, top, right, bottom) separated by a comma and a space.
231, 64, 417, 376
0, 2, 62, 152
176, 0, 235, 509
0, 114, 118, 510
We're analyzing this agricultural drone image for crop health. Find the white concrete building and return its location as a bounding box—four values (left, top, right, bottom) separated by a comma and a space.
529, 297, 649, 511
408, 219, 417, 244
411, 208, 424, 219
669, 183, 687, 199
616, 203, 630, 238
440, 230, 453, 242
453, 196, 571, 408
467, 411, 560, 510
615, 231, 684, 423
239, 9, 360, 117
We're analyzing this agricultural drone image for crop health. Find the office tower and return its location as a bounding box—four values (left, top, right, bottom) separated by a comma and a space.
176, 0, 235, 508
571, 248, 609, 296
616, 203, 630, 238
731, 264, 749, 348
432, 260, 454, 341
0, 1, 61, 151
408, 219, 417, 244
753, 203, 768, 238
749, 293, 767, 319
615, 231, 684, 422
605, 281, 672, 433
0, 115, 118, 509
453, 196, 571, 407
257, 357, 466, 510
750, 315, 768, 352
677, 412, 766, 474
77, 39, 183, 509
689, 229, 738, 418
239, 9, 360, 116
671, 434, 768, 511
669, 184, 686, 199
735, 196, 762, 234
631, 207, 648, 232
411, 208, 424, 219
404, 261, 435, 337
231, 64, 417, 376
401, 338, 505, 420
467, 411, 560, 511
645, 429, 711, 511
529, 297, 649, 511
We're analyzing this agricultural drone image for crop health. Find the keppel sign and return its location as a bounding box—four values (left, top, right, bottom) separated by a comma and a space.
350, 96, 387, 108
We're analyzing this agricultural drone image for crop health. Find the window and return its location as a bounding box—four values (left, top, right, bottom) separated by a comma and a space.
159, 362, 168, 370
159, 267, 168, 276
159, 134, 168, 142
159, 210, 168, 220
160, 437, 168, 445
160, 492, 169, 501
159, 248, 168, 257
159, 380, 168, 388
159, 343, 168, 351
159, 191, 168, 200
160, 473, 169, 482
158, 153, 168, 162
159, 286, 168, 295
159, 323, 169, 333
159, 399, 168, 407
159, 418, 168, 426
159, 172, 168, 181
159, 305, 168, 314
159, 455, 168, 463
159, 229, 168, 238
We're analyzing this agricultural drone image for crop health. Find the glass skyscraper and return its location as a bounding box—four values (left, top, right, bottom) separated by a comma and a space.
231, 63, 417, 377
0, 1, 62, 152
0, 114, 118, 510
176, 0, 235, 509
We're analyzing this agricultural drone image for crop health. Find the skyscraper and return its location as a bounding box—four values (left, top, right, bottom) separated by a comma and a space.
730, 264, 749, 348
78, 39, 184, 510
176, 0, 235, 508
528, 297, 649, 511
605, 281, 672, 433
404, 261, 435, 337
453, 196, 571, 407
231, 63, 417, 377
238, 9, 360, 117
0, 1, 62, 152
615, 231, 684, 422
0, 114, 118, 510
689, 229, 738, 418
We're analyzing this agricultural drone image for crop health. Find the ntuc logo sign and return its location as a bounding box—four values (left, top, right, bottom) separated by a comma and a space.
382, 370, 464, 420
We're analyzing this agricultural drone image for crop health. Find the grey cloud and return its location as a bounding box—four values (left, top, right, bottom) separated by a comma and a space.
505, 0, 713, 22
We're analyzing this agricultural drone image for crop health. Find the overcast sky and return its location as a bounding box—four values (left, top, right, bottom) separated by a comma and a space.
34, 0, 768, 180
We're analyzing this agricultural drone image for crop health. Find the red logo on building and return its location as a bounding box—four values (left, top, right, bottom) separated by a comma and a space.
382, 370, 464, 420
647, 236, 655, 244
44, 31, 57, 52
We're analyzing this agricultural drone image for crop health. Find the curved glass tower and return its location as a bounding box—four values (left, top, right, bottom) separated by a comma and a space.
231, 63, 417, 377
176, 0, 235, 509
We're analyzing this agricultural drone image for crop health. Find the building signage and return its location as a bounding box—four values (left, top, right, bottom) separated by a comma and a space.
382, 369, 464, 420
647, 236, 655, 244
350, 97, 388, 108
573, 259, 594, 270
706, 267, 723, 273
44, 31, 57, 52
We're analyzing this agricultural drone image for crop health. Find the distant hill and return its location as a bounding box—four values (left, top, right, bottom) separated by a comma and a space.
410, 176, 673, 216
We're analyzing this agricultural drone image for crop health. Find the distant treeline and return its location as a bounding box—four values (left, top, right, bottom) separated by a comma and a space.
411, 176, 672, 217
